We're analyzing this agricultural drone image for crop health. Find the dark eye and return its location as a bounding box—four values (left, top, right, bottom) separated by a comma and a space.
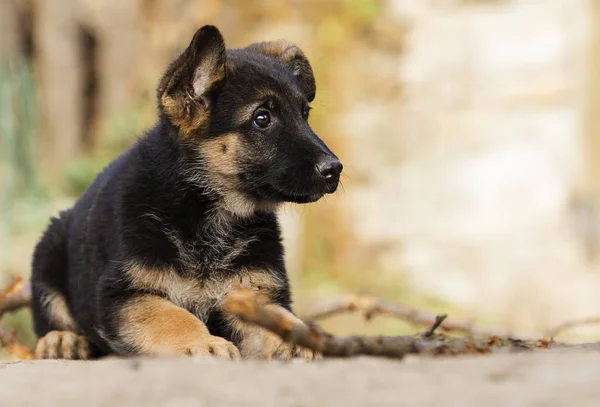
302, 107, 311, 120
253, 111, 271, 128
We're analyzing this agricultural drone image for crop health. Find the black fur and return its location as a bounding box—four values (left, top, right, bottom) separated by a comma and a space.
31, 25, 342, 358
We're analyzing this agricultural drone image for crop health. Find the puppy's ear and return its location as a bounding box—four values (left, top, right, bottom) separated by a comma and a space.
158, 25, 226, 135
247, 41, 316, 102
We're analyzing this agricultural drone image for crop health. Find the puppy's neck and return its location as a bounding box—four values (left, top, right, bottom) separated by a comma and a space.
219, 192, 280, 219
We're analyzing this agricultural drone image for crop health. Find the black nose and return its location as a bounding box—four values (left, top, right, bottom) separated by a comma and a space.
316, 158, 343, 179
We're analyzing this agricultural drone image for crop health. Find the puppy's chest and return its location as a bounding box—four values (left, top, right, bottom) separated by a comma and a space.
149, 268, 281, 323
171, 222, 259, 273
163, 274, 236, 321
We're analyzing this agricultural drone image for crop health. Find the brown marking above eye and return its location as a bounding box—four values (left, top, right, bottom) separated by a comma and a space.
221, 143, 227, 153
234, 101, 264, 126
233, 95, 277, 127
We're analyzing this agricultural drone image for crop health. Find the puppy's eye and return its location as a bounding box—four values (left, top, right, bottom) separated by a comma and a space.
302, 107, 310, 120
253, 111, 271, 128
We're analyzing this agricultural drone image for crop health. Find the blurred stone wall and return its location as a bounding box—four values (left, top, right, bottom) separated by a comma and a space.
9, 0, 600, 331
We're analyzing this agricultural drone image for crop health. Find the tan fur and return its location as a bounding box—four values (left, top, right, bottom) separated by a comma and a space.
250, 41, 306, 75
160, 93, 209, 137
198, 132, 280, 217
198, 132, 256, 216
200, 132, 242, 177
35, 331, 90, 360
233, 101, 264, 127
219, 190, 280, 218
159, 46, 226, 138
41, 290, 78, 332
248, 41, 315, 98
225, 303, 318, 360
118, 294, 239, 359
123, 262, 309, 359
125, 262, 284, 322
252, 40, 294, 58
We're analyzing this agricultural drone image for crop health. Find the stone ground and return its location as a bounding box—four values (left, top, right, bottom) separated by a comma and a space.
1, 350, 599, 406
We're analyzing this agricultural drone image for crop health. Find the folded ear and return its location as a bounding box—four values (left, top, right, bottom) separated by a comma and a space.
246, 41, 316, 102
158, 25, 226, 135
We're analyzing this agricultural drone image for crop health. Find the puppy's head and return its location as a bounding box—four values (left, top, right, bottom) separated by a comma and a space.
157, 26, 342, 216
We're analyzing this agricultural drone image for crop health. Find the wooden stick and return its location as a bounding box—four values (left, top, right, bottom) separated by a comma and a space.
223, 288, 535, 359
0, 277, 35, 359
0, 326, 35, 360
0, 277, 32, 318
422, 314, 447, 338
302, 294, 536, 340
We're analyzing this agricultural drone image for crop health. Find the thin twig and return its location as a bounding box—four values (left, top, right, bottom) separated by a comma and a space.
0, 325, 34, 359
302, 294, 536, 340
423, 314, 447, 338
0, 277, 35, 359
0, 278, 32, 318
545, 317, 600, 338
0, 326, 12, 344
223, 288, 541, 359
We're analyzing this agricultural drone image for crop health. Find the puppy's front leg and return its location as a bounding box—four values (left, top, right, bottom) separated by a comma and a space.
229, 302, 318, 361
117, 295, 240, 359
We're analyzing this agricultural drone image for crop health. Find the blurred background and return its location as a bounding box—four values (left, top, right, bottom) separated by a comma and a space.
2, 0, 600, 348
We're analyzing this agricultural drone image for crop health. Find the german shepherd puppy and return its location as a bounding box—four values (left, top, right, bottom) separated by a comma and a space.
30, 25, 342, 360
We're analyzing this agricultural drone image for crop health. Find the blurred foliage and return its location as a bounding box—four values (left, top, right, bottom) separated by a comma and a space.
63, 104, 153, 196
345, 0, 382, 23
0, 56, 41, 199
63, 157, 107, 197
0, 55, 45, 276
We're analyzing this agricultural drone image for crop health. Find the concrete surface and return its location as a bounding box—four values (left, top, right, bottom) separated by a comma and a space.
1, 351, 600, 406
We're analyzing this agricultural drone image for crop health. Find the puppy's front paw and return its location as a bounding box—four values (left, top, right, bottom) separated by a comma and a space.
294, 346, 322, 361
35, 331, 90, 360
262, 333, 319, 361
188, 335, 241, 360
